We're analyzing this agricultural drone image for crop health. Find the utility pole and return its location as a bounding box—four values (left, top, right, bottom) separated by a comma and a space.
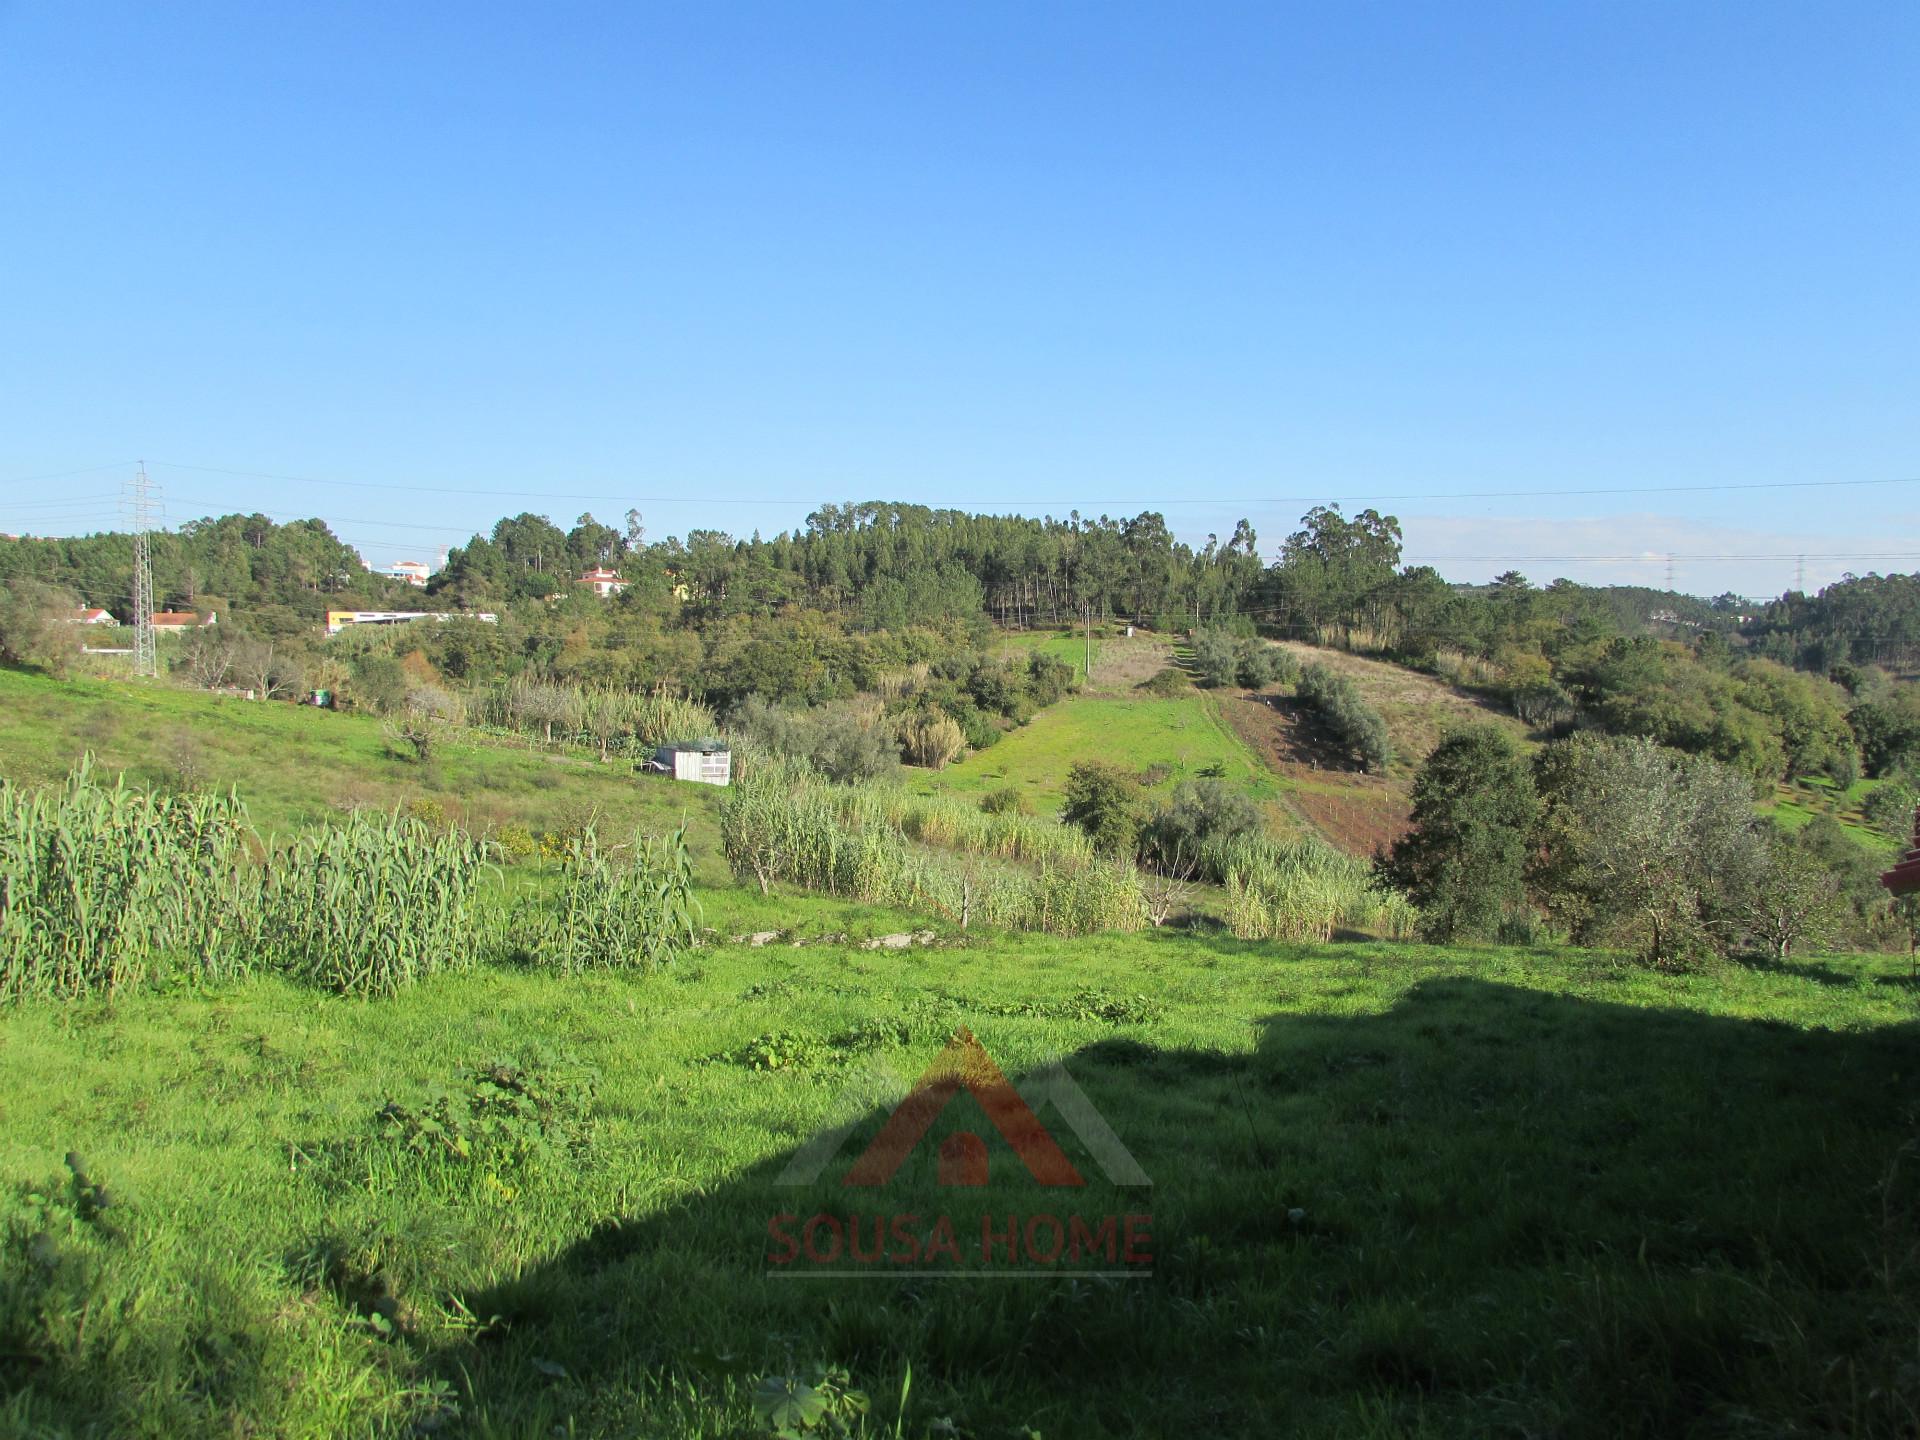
1795, 554, 1806, 592
1084, 605, 1092, 681
1664, 553, 1675, 591
127, 461, 157, 679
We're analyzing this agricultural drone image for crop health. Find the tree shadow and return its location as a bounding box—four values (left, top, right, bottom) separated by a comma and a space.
1734, 954, 1867, 988
426, 977, 1920, 1438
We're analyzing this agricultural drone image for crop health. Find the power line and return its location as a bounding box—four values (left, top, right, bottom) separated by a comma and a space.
144, 458, 1920, 510
0, 462, 140, 487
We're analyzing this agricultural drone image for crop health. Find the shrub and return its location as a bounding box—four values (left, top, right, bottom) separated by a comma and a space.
1061, 761, 1143, 858
1531, 733, 1766, 969
1378, 724, 1538, 943
494, 823, 538, 864
1296, 663, 1392, 773
729, 696, 899, 783
1190, 628, 1239, 688
1139, 667, 1191, 697
981, 786, 1032, 816
1139, 779, 1261, 876
1026, 652, 1076, 706
1234, 639, 1295, 688
900, 712, 966, 769
1862, 780, 1917, 841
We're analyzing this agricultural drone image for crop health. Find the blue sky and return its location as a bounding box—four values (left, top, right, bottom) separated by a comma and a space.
1, 1, 1915, 597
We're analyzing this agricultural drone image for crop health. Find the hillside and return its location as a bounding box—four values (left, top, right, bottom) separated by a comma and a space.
0, 668, 731, 878
1204, 642, 1530, 854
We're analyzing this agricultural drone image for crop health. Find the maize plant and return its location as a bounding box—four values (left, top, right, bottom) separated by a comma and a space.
0, 759, 256, 999
524, 824, 700, 974
254, 809, 493, 996
722, 765, 1148, 934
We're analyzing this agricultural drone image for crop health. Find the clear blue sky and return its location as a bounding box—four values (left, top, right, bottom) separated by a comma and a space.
2, 1, 1915, 597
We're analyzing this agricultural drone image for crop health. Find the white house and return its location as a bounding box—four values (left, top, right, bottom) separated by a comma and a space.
578, 566, 629, 597
378, 560, 433, 587
70, 608, 118, 626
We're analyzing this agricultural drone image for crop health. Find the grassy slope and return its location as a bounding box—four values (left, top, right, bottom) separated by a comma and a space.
0, 917, 1914, 1437
1764, 775, 1902, 851
911, 691, 1284, 816
0, 667, 732, 879
3, 664, 1919, 1435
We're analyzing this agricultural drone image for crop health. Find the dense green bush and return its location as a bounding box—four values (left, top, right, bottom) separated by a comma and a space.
1138, 778, 1261, 876
728, 696, 899, 782
1378, 724, 1539, 943
1191, 628, 1240, 688
980, 785, 1032, 816
1296, 663, 1392, 773
1061, 761, 1144, 857
1236, 639, 1297, 688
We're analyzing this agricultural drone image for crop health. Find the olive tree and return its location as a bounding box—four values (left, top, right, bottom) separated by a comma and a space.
1531, 733, 1766, 969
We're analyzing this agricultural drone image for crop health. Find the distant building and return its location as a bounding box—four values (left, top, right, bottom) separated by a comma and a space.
151, 611, 217, 632
376, 560, 433, 587
647, 739, 731, 786
70, 608, 119, 626
578, 566, 628, 597
326, 609, 498, 635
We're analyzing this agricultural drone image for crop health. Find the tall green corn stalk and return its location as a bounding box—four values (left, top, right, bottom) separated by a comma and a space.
1216, 833, 1414, 942
254, 810, 492, 997
0, 759, 255, 999
526, 824, 700, 973
722, 766, 1147, 934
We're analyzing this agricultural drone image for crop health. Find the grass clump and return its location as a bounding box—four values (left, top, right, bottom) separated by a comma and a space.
256, 809, 494, 997
517, 825, 700, 975
1218, 834, 1416, 941
0, 759, 256, 999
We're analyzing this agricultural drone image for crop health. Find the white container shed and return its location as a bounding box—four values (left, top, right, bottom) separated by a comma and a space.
650, 738, 732, 786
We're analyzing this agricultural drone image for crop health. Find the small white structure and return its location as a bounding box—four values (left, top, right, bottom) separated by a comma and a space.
377, 560, 433, 587
578, 566, 629, 597
70, 608, 118, 626
648, 739, 731, 786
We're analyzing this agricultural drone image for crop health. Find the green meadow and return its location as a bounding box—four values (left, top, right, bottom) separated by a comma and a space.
3, 667, 1919, 1436
912, 693, 1284, 817
0, 668, 730, 877
3, 906, 1917, 1438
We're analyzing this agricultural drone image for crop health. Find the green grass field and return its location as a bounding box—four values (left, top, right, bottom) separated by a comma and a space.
5, 666, 1920, 1435
1763, 775, 1903, 851
1, 902, 1915, 1437
997, 626, 1098, 678
0, 668, 731, 878
911, 691, 1285, 817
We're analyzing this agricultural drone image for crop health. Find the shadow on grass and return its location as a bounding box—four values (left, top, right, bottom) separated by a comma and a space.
430, 978, 1920, 1439
1734, 954, 1867, 988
